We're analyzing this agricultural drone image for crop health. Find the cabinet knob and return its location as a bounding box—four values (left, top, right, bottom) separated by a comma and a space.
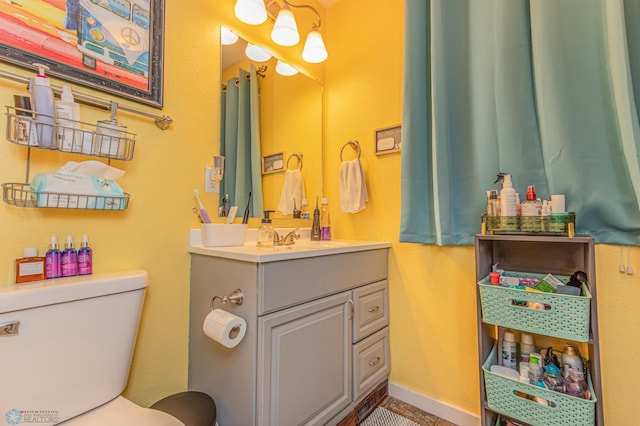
367, 305, 380, 313
368, 356, 381, 367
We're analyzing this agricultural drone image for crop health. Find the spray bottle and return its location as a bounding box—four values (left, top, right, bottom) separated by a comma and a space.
499, 173, 517, 216
30, 64, 56, 148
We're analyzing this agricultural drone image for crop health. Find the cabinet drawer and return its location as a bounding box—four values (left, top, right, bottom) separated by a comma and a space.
353, 327, 389, 400
353, 280, 389, 343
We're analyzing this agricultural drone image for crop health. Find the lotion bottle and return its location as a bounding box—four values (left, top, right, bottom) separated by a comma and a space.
500, 173, 517, 216
45, 236, 61, 279
77, 235, 92, 275
55, 84, 81, 152
30, 64, 56, 149
61, 235, 77, 277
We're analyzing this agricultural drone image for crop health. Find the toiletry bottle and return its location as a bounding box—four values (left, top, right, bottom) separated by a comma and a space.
487, 190, 499, 216
13, 95, 38, 146
528, 354, 543, 384
561, 344, 584, 378
520, 333, 535, 364
77, 235, 92, 275
30, 64, 56, 149
311, 197, 321, 241
542, 364, 566, 394
55, 84, 81, 152
61, 235, 78, 277
95, 118, 127, 159
502, 330, 517, 369
500, 173, 517, 216
45, 236, 61, 279
300, 198, 310, 219
15, 248, 46, 284
565, 368, 589, 399
257, 210, 276, 247
320, 198, 331, 241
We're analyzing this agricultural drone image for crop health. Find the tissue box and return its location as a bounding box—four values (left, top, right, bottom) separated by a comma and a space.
201, 224, 247, 247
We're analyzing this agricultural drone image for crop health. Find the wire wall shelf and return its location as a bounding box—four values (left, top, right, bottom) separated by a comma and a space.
2, 182, 129, 210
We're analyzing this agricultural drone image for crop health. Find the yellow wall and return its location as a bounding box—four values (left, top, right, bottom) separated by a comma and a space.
325, 1, 640, 424
1, 1, 638, 424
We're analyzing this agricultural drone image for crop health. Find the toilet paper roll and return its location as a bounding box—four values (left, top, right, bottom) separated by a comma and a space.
551, 194, 566, 213
203, 309, 247, 348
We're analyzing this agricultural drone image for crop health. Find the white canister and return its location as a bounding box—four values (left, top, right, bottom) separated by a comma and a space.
95, 119, 127, 159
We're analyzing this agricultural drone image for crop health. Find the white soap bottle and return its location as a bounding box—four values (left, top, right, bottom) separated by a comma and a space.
501, 330, 517, 369
30, 63, 56, 149
500, 173, 517, 216
55, 84, 81, 152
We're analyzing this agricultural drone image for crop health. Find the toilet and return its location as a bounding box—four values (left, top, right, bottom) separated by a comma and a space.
0, 270, 215, 426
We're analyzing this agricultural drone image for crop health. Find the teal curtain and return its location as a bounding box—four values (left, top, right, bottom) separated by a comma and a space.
401, 0, 640, 246
220, 64, 264, 217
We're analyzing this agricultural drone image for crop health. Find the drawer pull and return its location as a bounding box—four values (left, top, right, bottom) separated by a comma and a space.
368, 356, 381, 366
367, 306, 380, 313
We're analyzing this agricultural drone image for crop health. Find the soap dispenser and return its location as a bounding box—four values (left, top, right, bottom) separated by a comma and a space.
257, 210, 276, 247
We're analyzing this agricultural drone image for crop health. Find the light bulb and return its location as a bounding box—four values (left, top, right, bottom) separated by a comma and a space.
271, 6, 300, 46
302, 29, 328, 63
221, 27, 238, 46
276, 60, 299, 76
245, 43, 272, 62
234, 0, 267, 25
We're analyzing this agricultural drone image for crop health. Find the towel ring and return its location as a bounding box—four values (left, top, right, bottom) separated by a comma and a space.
287, 152, 303, 171
340, 140, 361, 161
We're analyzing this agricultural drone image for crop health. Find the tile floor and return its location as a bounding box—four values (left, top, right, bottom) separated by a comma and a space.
379, 397, 458, 426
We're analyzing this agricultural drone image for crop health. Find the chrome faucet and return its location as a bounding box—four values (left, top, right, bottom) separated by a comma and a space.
275, 228, 301, 246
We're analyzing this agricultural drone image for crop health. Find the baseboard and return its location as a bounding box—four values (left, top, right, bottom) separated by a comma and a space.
388, 381, 480, 426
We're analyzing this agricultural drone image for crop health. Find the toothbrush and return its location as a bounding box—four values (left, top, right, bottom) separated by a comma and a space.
194, 189, 211, 223
242, 191, 252, 224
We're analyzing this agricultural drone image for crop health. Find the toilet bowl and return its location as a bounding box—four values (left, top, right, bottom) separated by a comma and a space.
0, 270, 214, 426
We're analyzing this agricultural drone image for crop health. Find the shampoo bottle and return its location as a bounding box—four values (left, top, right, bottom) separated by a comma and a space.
61, 235, 77, 277
500, 173, 517, 216
501, 330, 517, 369
45, 236, 61, 279
55, 84, 81, 152
320, 198, 331, 241
30, 64, 56, 149
77, 235, 92, 275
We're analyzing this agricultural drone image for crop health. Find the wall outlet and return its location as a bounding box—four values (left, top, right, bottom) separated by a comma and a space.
205, 167, 219, 194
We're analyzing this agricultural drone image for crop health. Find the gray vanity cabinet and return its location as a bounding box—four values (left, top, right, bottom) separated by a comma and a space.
188, 246, 390, 426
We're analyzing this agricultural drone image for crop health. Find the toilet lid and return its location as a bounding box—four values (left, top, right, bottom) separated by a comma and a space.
62, 396, 184, 426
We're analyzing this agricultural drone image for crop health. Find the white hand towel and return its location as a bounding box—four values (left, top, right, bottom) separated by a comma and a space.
339, 159, 368, 213
277, 169, 306, 215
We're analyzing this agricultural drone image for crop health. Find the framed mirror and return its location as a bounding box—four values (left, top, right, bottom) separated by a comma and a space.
221, 30, 323, 219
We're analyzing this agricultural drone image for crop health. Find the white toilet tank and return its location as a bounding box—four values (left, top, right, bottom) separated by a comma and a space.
0, 270, 148, 425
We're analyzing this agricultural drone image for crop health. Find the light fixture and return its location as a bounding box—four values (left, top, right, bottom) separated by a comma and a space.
302, 25, 328, 63
245, 43, 272, 62
275, 60, 299, 76
221, 26, 239, 45
271, 5, 300, 47
234, 0, 267, 25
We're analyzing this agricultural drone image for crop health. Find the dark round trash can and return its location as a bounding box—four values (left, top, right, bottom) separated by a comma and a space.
150, 391, 216, 426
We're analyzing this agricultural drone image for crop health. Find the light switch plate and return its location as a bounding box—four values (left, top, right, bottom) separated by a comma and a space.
205, 167, 219, 194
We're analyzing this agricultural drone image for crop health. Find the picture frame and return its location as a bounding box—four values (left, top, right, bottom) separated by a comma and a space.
0, 0, 165, 107
262, 152, 285, 175
375, 125, 402, 155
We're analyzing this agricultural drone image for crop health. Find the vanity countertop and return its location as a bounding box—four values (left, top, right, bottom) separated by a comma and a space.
188, 228, 391, 263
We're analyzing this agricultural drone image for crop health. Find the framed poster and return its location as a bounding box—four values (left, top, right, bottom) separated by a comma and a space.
375, 125, 401, 155
0, 0, 165, 107
262, 152, 285, 175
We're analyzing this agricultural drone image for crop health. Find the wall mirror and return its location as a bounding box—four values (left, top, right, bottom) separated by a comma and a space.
221, 29, 323, 219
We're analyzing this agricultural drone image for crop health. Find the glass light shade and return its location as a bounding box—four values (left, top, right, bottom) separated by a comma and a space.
221, 26, 239, 45
302, 29, 328, 63
234, 0, 267, 25
271, 7, 300, 46
245, 43, 272, 62
276, 60, 299, 76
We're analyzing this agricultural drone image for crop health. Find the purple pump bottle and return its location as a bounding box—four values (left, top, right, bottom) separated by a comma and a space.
78, 235, 92, 275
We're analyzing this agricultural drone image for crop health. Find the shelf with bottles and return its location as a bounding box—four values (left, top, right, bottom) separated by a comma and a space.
2, 182, 129, 210
5, 106, 136, 161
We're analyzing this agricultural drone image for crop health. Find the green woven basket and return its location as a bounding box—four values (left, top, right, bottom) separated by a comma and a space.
478, 273, 591, 342
483, 345, 596, 426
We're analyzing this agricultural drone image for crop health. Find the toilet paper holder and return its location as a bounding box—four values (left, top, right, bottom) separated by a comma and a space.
210, 289, 245, 311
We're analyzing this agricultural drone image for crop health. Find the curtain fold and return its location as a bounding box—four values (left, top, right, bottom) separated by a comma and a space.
220, 65, 264, 217
401, 0, 640, 246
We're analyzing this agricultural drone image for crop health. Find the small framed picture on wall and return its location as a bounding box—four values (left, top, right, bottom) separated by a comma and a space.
262, 152, 285, 174
375, 125, 402, 155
